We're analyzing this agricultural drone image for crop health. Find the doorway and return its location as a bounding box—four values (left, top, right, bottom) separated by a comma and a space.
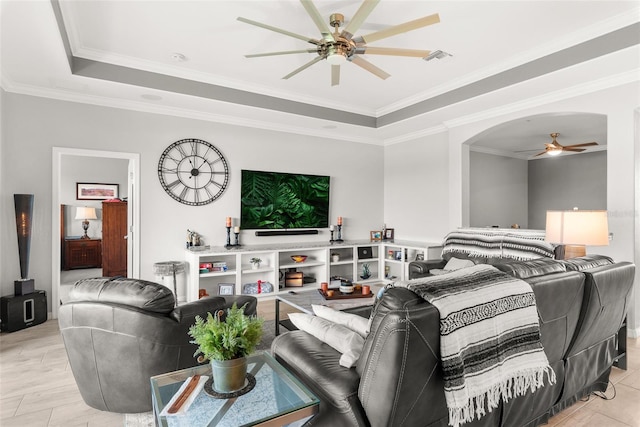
51, 148, 140, 319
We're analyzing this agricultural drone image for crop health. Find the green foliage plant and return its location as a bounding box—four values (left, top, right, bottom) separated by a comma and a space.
188, 303, 263, 362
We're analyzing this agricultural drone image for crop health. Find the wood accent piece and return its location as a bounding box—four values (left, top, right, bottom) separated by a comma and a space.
102, 201, 128, 277
64, 239, 102, 270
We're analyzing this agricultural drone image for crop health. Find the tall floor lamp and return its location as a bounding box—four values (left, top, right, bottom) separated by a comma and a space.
545, 209, 609, 259
14, 194, 35, 295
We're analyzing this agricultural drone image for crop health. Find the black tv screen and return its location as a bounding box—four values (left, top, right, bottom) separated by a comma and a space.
240, 170, 330, 229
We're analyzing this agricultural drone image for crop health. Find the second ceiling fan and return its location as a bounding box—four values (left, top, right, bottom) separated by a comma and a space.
237, 0, 441, 86
533, 133, 598, 157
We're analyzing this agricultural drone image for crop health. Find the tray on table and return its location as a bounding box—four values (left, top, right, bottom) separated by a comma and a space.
318, 287, 374, 300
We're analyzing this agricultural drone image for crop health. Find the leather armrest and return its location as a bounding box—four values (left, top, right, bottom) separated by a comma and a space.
408, 259, 446, 279
169, 295, 257, 323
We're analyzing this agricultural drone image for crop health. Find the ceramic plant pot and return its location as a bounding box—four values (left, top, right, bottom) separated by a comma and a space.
211, 357, 247, 393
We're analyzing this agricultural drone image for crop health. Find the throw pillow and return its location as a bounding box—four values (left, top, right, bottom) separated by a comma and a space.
288, 313, 365, 368
311, 304, 369, 338
444, 257, 475, 271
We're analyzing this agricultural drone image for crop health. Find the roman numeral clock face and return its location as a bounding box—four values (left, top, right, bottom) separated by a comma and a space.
158, 139, 229, 206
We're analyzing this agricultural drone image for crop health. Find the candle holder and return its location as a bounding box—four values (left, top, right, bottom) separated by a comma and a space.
329, 229, 335, 243
335, 224, 344, 243
225, 226, 233, 248
234, 231, 241, 247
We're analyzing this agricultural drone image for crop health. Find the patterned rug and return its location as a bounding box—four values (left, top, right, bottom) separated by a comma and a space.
125, 321, 277, 426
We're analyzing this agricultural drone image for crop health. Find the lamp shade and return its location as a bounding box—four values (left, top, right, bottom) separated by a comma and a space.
75, 207, 97, 220
545, 210, 609, 246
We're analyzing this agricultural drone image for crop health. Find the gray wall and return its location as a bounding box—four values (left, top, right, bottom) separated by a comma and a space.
528, 151, 607, 229
469, 152, 528, 228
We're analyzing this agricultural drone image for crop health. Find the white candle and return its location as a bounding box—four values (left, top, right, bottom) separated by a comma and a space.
329, 225, 335, 231
234, 226, 240, 233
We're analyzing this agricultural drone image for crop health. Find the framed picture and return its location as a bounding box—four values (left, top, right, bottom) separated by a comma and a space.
384, 228, 395, 240
77, 182, 119, 200
218, 283, 235, 295
358, 246, 374, 259
395, 250, 402, 261
370, 230, 382, 241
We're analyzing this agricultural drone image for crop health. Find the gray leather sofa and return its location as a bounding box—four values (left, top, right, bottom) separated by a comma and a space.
58, 277, 257, 413
272, 256, 634, 427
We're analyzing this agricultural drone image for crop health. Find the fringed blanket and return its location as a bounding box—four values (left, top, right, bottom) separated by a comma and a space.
441, 228, 556, 260
395, 264, 555, 427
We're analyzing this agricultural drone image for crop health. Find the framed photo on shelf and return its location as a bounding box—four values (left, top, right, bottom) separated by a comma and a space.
394, 250, 403, 261
77, 182, 119, 200
370, 230, 382, 241
218, 283, 235, 296
384, 228, 395, 240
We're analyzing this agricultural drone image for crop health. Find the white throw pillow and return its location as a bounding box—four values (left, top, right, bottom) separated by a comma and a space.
288, 313, 365, 368
312, 304, 369, 338
444, 257, 475, 271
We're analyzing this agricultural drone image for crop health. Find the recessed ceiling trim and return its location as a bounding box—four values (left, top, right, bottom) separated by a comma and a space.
377, 22, 640, 127
48, 1, 640, 131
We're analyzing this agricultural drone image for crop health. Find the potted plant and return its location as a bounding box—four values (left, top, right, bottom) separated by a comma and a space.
249, 257, 262, 269
188, 303, 263, 393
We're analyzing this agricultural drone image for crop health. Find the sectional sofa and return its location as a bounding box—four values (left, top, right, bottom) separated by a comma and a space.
272, 254, 634, 426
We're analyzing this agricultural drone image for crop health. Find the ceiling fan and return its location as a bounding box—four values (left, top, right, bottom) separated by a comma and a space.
237, 0, 440, 86
533, 133, 598, 157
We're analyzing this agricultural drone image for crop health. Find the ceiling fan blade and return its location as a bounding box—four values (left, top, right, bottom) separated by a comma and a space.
245, 49, 318, 58
300, 0, 335, 42
356, 13, 440, 44
331, 65, 340, 86
282, 56, 324, 80
237, 17, 320, 45
563, 148, 586, 152
533, 151, 548, 157
356, 46, 431, 57
341, 0, 380, 39
564, 142, 598, 148
350, 56, 390, 80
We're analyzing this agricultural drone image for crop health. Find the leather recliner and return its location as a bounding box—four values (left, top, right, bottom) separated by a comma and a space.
58, 277, 257, 413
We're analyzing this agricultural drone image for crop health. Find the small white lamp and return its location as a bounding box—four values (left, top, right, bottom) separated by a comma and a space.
545, 209, 609, 259
75, 207, 98, 240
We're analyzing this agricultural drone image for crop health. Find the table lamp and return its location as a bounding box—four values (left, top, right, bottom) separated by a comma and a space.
545, 209, 609, 259
76, 207, 98, 239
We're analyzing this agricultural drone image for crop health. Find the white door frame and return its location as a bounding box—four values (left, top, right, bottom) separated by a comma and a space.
51, 147, 140, 319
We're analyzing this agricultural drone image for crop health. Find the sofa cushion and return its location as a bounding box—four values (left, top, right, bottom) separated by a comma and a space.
312, 304, 369, 337
494, 258, 566, 279
68, 277, 175, 314
288, 313, 364, 368
562, 255, 614, 271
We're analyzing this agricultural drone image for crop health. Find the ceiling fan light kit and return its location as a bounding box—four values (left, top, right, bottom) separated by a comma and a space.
238, 0, 442, 86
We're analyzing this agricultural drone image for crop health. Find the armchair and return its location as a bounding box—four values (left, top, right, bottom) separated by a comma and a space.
58, 277, 257, 413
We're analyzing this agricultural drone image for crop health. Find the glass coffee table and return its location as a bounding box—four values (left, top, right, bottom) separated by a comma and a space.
150, 351, 319, 427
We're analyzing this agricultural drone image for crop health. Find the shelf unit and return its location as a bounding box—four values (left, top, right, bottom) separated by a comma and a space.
184, 240, 442, 302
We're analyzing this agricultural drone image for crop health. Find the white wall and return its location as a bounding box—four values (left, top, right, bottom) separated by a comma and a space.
383, 134, 450, 243
0, 92, 384, 312
469, 152, 528, 228
384, 81, 639, 336
60, 156, 129, 239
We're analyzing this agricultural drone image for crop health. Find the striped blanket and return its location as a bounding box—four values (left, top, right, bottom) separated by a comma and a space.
395, 264, 555, 427
441, 228, 556, 260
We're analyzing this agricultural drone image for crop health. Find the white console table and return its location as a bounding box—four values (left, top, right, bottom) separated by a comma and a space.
184, 240, 442, 302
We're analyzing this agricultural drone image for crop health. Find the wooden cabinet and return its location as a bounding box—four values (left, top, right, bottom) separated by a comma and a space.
102, 201, 128, 277
64, 239, 102, 270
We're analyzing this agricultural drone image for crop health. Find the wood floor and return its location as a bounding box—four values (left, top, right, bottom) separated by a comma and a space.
1, 300, 638, 427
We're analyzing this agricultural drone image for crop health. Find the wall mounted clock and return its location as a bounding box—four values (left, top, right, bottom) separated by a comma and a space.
158, 138, 229, 206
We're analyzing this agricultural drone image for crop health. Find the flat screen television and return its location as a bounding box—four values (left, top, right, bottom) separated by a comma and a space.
240, 169, 330, 230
